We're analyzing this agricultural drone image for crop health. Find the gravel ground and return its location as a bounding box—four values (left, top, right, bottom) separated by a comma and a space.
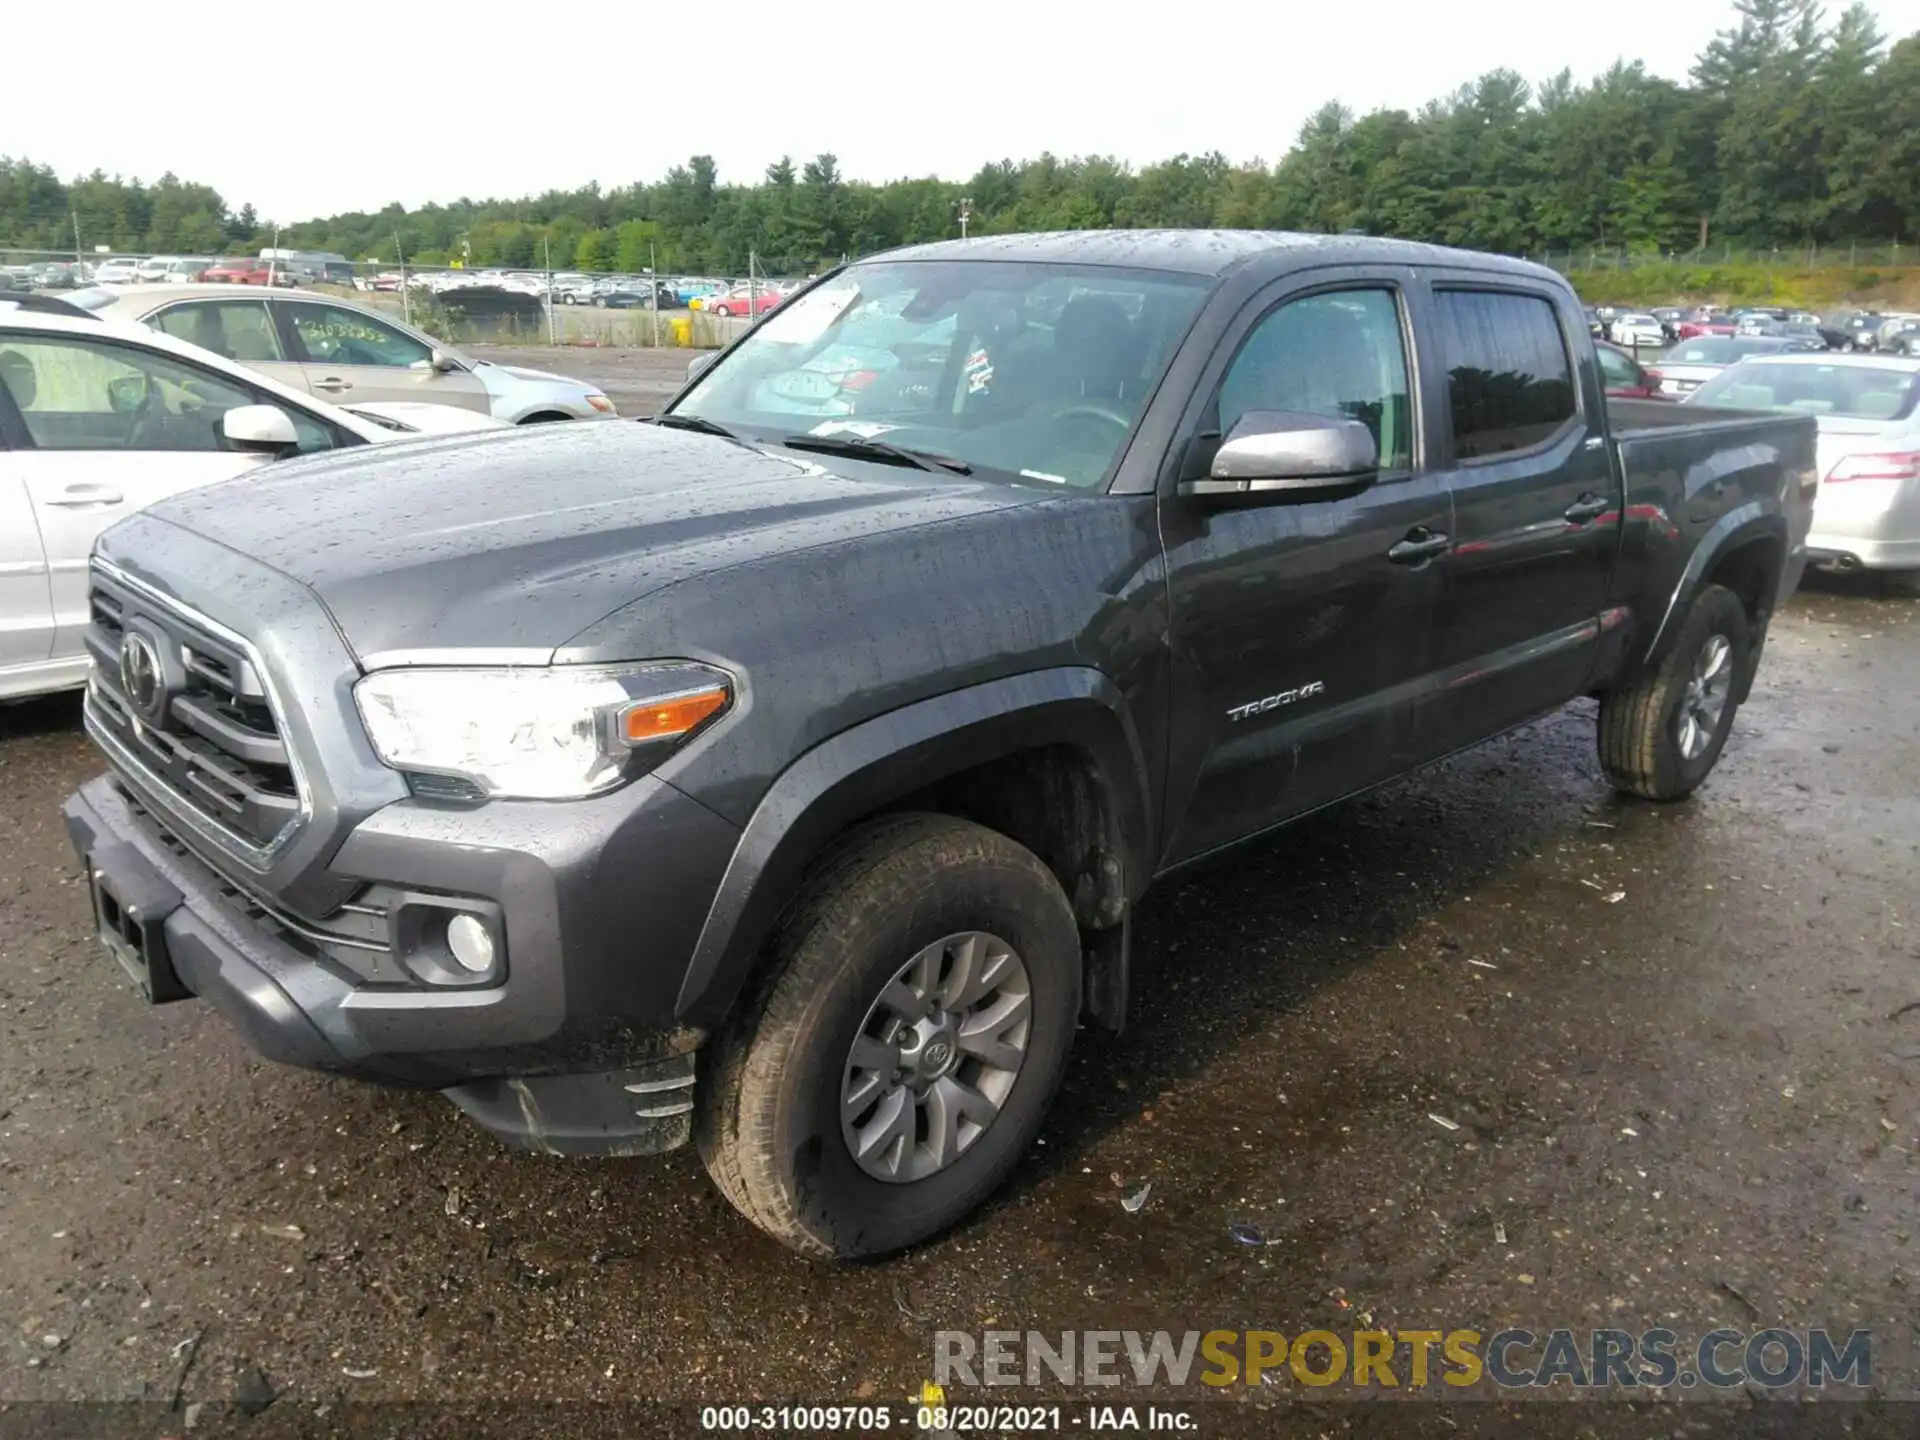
1, 576, 1916, 1438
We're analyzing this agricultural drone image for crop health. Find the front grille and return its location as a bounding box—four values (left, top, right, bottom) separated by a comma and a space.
84, 567, 308, 864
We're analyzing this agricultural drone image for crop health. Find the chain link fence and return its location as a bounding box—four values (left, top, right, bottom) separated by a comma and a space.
1537, 243, 1914, 272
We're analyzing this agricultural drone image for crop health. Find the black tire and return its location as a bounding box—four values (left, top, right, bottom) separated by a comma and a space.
1598, 583, 1751, 801
712, 303, 732, 318
1885, 569, 1920, 598
696, 813, 1082, 1260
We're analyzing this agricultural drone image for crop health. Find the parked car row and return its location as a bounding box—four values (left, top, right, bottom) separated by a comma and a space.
64, 285, 620, 424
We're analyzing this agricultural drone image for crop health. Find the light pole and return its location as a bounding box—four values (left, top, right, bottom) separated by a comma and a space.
958, 197, 973, 239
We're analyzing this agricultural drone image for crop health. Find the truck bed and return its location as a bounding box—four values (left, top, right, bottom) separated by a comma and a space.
1605, 398, 1818, 620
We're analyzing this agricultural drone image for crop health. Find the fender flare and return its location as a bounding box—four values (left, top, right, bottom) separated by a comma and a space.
1642, 502, 1787, 668
672, 668, 1155, 1029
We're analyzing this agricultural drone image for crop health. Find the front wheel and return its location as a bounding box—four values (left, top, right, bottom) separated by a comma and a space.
712, 303, 732, 317
696, 814, 1082, 1260
1598, 583, 1751, 800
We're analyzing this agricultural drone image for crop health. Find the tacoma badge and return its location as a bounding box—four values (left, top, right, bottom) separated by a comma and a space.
1227, 681, 1326, 722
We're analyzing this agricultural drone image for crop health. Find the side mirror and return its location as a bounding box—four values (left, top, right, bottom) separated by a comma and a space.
221, 404, 300, 453
1180, 410, 1380, 501
686, 353, 716, 381
428, 347, 461, 373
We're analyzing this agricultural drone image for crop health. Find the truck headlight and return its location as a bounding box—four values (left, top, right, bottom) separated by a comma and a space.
353, 663, 731, 800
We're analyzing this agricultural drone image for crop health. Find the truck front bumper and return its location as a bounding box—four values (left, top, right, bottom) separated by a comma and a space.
64, 771, 741, 1156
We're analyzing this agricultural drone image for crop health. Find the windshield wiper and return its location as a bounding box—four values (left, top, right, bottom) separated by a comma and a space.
779, 433, 972, 475
653, 412, 738, 439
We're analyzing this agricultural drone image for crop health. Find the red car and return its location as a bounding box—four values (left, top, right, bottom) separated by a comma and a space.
201, 260, 275, 285
1674, 308, 1735, 341
1596, 341, 1670, 400
706, 285, 783, 318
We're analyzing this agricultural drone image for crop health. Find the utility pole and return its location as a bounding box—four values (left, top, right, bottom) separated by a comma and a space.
544, 235, 556, 346
958, 197, 973, 239
267, 224, 279, 287
395, 229, 411, 325
650, 240, 661, 348
72, 210, 82, 265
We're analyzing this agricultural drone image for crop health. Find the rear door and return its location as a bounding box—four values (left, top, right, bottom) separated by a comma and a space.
274, 298, 492, 413
1416, 279, 1618, 752
1158, 269, 1453, 864
142, 296, 311, 394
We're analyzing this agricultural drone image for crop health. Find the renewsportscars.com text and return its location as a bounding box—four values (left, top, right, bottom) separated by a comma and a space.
934, 1327, 1873, 1391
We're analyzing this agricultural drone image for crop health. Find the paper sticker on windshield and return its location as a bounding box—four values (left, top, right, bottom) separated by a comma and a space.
964, 346, 995, 394
808, 420, 902, 438
756, 283, 860, 345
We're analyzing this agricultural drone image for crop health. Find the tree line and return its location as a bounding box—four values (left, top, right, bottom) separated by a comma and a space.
4, 0, 1916, 276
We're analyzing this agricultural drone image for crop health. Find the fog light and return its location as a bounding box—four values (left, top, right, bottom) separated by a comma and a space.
446, 914, 496, 974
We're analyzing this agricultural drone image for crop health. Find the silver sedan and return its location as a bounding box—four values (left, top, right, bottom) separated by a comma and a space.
1686, 353, 1920, 592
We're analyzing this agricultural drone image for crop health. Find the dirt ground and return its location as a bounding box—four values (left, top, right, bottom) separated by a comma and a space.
2, 575, 1917, 1438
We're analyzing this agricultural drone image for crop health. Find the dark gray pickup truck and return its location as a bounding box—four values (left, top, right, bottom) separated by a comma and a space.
65, 232, 1815, 1258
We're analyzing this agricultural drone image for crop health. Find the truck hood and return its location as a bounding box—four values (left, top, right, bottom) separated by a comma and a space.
135, 421, 1042, 661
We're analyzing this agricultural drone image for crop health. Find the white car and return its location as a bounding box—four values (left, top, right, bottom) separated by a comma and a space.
1685, 352, 1920, 592
93, 258, 141, 285
0, 305, 509, 701
68, 285, 618, 424
1607, 312, 1665, 348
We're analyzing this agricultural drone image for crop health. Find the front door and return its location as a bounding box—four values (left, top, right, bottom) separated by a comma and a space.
1159, 277, 1452, 865
275, 299, 492, 413
1418, 282, 1618, 751
0, 463, 53, 675
0, 329, 337, 664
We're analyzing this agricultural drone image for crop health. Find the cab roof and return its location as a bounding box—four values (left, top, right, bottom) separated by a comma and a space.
870, 229, 1564, 285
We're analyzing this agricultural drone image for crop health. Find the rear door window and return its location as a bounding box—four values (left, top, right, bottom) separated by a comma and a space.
1434, 290, 1578, 460
150, 300, 286, 364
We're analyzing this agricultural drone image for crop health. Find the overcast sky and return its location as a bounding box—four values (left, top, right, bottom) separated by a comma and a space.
8, 0, 1920, 224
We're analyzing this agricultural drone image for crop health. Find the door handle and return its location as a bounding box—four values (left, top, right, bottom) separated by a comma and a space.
44, 484, 125, 507
1387, 527, 1450, 564
311, 377, 352, 392
1564, 493, 1611, 524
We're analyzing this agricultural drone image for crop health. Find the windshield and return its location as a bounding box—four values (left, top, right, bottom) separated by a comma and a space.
1667, 336, 1792, 365
1688, 362, 1920, 420
671, 260, 1210, 488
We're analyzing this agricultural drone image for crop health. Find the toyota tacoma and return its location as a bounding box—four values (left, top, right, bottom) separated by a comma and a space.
65, 232, 1816, 1258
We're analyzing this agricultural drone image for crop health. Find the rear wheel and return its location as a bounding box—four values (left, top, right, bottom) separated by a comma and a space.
712, 303, 732, 318
1885, 569, 1920, 597
1598, 583, 1751, 800
696, 814, 1081, 1260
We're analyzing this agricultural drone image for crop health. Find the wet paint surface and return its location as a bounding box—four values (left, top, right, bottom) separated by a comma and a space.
0, 578, 1914, 1433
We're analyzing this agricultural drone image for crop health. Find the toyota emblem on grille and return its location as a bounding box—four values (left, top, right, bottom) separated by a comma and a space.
119, 631, 166, 720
